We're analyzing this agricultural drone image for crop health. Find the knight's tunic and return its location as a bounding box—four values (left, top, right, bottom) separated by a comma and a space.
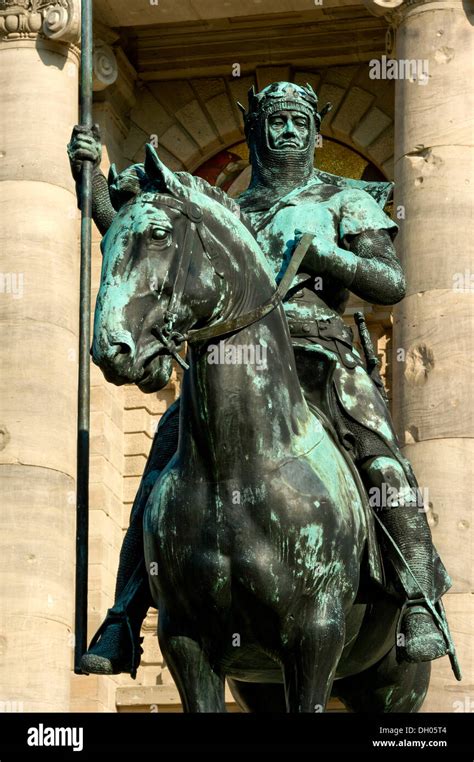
239, 171, 404, 466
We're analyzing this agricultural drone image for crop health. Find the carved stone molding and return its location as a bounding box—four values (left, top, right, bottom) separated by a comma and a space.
93, 39, 118, 91
362, 0, 404, 17
0, 0, 80, 43
363, 0, 456, 24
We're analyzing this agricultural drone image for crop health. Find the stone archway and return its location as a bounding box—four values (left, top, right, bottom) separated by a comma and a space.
121, 64, 395, 180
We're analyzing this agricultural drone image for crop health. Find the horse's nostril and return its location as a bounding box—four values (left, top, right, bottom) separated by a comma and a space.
104, 332, 136, 363
113, 341, 132, 356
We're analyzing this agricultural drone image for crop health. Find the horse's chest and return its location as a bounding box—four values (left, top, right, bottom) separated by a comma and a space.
161, 478, 265, 551
154, 475, 278, 573
151, 463, 350, 610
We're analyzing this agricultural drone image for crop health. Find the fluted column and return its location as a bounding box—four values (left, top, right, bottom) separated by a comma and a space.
365, 0, 474, 711
0, 0, 81, 711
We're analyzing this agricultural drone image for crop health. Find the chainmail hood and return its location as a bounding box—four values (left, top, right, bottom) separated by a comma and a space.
238, 82, 332, 206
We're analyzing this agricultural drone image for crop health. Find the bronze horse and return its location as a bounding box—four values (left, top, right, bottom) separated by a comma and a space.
91, 146, 430, 712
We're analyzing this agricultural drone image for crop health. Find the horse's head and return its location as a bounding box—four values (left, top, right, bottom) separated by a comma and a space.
92, 145, 260, 392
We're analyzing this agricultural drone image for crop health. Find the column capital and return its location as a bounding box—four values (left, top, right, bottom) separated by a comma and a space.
363, 0, 461, 24
0, 0, 80, 44
362, 0, 404, 17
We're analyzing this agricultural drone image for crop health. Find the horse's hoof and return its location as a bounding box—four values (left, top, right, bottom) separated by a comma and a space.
398, 605, 448, 663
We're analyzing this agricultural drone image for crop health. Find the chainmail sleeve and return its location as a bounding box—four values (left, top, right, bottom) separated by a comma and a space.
347, 229, 406, 305
91, 169, 116, 235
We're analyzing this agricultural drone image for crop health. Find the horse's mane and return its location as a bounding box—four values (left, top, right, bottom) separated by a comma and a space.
176, 173, 240, 216
108, 161, 253, 232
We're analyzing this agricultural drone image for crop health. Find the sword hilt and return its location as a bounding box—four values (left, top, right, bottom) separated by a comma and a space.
354, 311, 379, 369
354, 311, 389, 404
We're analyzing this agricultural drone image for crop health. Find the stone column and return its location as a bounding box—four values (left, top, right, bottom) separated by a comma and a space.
0, 0, 81, 711
365, 0, 473, 711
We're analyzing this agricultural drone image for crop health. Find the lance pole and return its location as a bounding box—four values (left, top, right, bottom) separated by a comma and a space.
74, 0, 93, 674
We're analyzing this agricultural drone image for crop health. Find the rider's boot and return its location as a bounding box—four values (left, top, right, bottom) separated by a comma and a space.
80, 559, 150, 679
80, 400, 180, 678
361, 456, 448, 663
80, 474, 153, 679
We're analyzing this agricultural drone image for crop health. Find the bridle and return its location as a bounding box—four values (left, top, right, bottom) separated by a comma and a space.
150, 195, 204, 370
151, 194, 313, 371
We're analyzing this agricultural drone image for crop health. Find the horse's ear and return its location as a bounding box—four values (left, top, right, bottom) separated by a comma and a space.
144, 143, 184, 197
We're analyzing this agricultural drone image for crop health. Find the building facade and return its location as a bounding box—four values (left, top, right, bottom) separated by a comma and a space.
0, 0, 472, 713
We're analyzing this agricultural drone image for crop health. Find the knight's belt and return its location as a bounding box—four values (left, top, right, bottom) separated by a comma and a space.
289, 315, 359, 369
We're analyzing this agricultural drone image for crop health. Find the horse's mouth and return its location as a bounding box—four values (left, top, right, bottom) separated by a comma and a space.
136, 342, 171, 391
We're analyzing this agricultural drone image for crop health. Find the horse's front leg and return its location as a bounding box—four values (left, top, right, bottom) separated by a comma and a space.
280, 597, 346, 713
158, 607, 226, 713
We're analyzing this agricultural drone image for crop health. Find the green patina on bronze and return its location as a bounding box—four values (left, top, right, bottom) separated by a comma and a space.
68, 80, 460, 710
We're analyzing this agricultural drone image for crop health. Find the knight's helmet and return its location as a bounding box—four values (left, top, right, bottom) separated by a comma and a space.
238, 81, 332, 190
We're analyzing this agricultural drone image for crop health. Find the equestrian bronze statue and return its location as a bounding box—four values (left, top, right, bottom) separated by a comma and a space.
68, 81, 460, 712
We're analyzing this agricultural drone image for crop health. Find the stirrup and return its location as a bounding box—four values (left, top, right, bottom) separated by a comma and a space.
396, 597, 461, 679
372, 512, 461, 680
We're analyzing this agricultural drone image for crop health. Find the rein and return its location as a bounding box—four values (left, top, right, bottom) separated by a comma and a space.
152, 193, 314, 371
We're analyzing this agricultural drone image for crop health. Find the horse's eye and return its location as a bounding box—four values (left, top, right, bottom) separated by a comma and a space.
151, 228, 170, 242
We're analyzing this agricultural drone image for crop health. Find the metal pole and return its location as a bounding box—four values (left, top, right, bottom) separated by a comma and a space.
74, 0, 93, 674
